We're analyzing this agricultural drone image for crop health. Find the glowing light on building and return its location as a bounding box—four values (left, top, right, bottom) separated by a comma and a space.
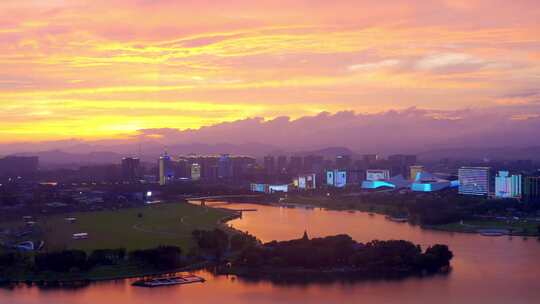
458, 167, 490, 196
250, 183, 288, 193
191, 163, 201, 181
297, 173, 316, 190
326, 170, 347, 188
159, 153, 174, 185
495, 171, 522, 198
409, 165, 424, 181
366, 169, 390, 181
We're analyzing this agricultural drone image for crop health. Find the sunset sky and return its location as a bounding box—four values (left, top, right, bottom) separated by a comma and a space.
1, 0, 539, 143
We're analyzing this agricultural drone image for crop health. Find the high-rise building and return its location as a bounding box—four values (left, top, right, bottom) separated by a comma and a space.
458, 167, 490, 196
158, 153, 174, 185
303, 155, 324, 172
191, 163, 201, 181
288, 156, 303, 174
388, 154, 417, 177
263, 156, 275, 174
336, 155, 352, 169
232, 156, 256, 181
362, 154, 378, 165
495, 171, 522, 198
174, 158, 191, 179
409, 165, 425, 181
121, 157, 140, 182
276, 155, 287, 173
218, 154, 233, 179
523, 176, 540, 202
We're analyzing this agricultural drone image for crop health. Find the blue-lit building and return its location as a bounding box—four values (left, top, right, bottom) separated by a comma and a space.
458, 167, 490, 196
250, 183, 289, 193
326, 170, 347, 188
495, 171, 522, 198
361, 174, 410, 190
410, 172, 459, 192
250, 183, 267, 193
366, 169, 391, 181
295, 173, 316, 190
361, 170, 458, 192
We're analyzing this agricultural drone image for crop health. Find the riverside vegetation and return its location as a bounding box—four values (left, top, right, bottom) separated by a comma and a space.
219, 232, 453, 282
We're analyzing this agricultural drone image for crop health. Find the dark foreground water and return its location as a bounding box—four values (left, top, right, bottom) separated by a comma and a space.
2, 202, 540, 304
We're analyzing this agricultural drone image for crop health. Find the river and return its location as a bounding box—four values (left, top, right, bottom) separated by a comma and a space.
2, 202, 540, 304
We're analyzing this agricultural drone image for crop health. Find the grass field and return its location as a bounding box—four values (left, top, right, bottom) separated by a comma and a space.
433, 219, 540, 236
1, 202, 234, 252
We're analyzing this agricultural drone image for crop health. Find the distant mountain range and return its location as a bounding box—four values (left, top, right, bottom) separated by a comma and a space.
8, 145, 540, 169
417, 146, 540, 162
2, 107, 540, 166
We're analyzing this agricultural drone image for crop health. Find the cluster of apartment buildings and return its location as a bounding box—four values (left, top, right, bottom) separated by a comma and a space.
458, 167, 540, 201
156, 153, 257, 185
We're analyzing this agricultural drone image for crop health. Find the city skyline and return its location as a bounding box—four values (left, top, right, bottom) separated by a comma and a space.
1, 0, 539, 143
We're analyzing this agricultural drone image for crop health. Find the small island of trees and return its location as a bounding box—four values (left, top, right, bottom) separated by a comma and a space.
219, 232, 453, 281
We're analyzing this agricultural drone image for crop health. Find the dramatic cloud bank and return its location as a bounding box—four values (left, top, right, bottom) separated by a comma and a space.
134, 106, 540, 152
2, 105, 539, 156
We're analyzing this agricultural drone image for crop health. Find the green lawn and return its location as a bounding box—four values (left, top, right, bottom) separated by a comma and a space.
1, 202, 233, 252
433, 219, 540, 236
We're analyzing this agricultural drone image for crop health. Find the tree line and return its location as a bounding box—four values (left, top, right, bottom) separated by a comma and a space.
0, 246, 185, 274
232, 234, 453, 278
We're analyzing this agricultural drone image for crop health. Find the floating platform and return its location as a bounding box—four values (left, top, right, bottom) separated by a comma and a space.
132, 274, 205, 288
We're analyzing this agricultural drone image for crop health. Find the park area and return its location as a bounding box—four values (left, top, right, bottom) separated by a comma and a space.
1, 202, 234, 252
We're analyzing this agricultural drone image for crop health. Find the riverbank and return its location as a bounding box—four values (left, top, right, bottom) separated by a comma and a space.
217, 265, 451, 283
0, 262, 210, 287
221, 194, 540, 237
426, 219, 540, 237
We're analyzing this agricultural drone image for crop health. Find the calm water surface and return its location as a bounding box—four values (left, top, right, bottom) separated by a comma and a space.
2, 202, 540, 304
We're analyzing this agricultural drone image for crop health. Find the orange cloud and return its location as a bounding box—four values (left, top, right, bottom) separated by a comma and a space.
0, 0, 539, 142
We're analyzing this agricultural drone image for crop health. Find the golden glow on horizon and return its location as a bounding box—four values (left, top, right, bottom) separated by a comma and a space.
0, 0, 539, 142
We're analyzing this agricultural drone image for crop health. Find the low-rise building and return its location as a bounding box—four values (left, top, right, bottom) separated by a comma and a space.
326, 170, 347, 188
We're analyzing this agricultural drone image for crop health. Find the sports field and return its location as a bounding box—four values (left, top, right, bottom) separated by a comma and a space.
2, 202, 234, 252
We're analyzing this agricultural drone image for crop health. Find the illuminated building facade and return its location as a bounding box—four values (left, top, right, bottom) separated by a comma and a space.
458, 167, 490, 196
191, 163, 201, 181
326, 170, 347, 187
362, 174, 410, 190
158, 154, 174, 185
495, 171, 522, 198
410, 172, 458, 192
409, 165, 424, 181
296, 173, 316, 190
366, 169, 390, 181
250, 183, 288, 193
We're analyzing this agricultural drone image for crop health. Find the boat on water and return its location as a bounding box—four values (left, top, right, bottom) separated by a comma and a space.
132, 275, 205, 288
388, 217, 408, 223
